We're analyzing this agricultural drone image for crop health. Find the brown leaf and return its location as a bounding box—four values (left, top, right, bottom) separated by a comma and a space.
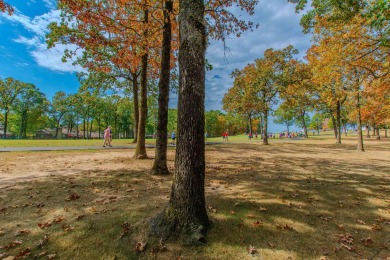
341, 243, 355, 251
259, 207, 267, 212
0, 240, 22, 250
283, 224, 294, 231
38, 222, 52, 229
252, 220, 263, 227
248, 245, 258, 255
47, 254, 57, 259
15, 247, 31, 259
75, 215, 85, 221
62, 224, 74, 232
267, 241, 275, 248
230, 210, 236, 215
371, 224, 382, 231
337, 233, 354, 245
336, 224, 345, 231
52, 216, 66, 223
361, 237, 373, 246
66, 193, 80, 201
15, 229, 31, 236
119, 222, 130, 239
135, 242, 147, 252
246, 214, 255, 219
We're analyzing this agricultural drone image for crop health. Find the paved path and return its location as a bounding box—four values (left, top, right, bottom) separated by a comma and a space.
0, 142, 222, 152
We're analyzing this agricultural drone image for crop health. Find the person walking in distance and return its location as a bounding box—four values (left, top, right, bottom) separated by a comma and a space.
103, 126, 112, 147
171, 130, 176, 145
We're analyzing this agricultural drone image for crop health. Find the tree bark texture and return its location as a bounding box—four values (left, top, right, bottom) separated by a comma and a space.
134, 10, 149, 159
263, 110, 269, 145
149, 0, 210, 244
152, 0, 173, 175
131, 74, 139, 143
356, 91, 364, 152
366, 124, 370, 138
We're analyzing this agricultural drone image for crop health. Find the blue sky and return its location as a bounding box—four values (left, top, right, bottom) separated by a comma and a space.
0, 0, 312, 132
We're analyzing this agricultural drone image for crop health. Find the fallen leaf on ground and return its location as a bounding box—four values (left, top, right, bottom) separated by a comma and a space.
62, 224, 74, 232
75, 215, 85, 220
66, 193, 80, 201
38, 222, 52, 229
15, 229, 31, 236
248, 245, 257, 254
336, 224, 345, 231
15, 247, 31, 259
0, 240, 22, 250
267, 241, 275, 248
259, 207, 267, 212
47, 253, 57, 259
371, 224, 382, 231
337, 233, 354, 245
135, 242, 147, 252
52, 216, 66, 223
361, 237, 373, 246
252, 220, 262, 227
119, 222, 130, 239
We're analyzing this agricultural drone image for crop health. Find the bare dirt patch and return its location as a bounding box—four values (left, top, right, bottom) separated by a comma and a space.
0, 138, 389, 259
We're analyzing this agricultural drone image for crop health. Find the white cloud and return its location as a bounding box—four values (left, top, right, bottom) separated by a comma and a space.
204, 0, 311, 110
1, 7, 83, 73
42, 0, 56, 9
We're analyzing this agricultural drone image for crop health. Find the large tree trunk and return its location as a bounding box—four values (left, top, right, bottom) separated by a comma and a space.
356, 91, 364, 152
152, 0, 173, 175
366, 124, 370, 138
131, 74, 139, 143
133, 10, 149, 159
263, 110, 269, 145
336, 100, 341, 144
149, 0, 210, 244
376, 127, 381, 140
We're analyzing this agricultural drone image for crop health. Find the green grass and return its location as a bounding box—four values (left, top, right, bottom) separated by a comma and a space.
0, 138, 156, 148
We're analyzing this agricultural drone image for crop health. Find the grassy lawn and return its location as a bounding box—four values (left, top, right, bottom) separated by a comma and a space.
0, 136, 389, 259
0, 139, 156, 148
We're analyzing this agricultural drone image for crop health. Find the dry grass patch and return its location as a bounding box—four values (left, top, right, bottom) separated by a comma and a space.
0, 138, 389, 259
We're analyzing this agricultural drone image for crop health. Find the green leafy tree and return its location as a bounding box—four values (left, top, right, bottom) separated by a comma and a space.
13, 84, 49, 138
273, 106, 295, 136
309, 113, 324, 135
0, 78, 25, 138
50, 91, 70, 138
